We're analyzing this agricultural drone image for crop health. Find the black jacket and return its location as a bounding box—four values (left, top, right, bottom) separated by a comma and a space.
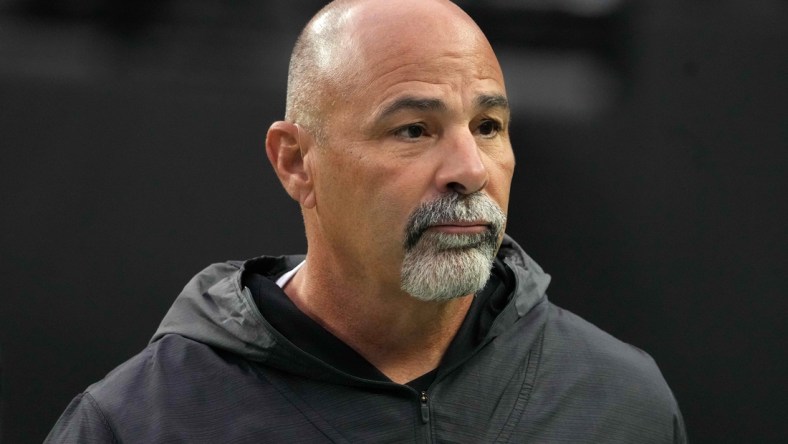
46, 236, 686, 443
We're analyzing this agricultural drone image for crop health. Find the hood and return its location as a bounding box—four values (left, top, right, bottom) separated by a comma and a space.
151, 234, 551, 379
498, 235, 552, 318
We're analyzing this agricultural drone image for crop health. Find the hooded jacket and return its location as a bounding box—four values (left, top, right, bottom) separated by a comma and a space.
46, 236, 686, 443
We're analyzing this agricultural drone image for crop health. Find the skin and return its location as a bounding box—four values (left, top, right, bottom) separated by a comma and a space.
265, 0, 515, 383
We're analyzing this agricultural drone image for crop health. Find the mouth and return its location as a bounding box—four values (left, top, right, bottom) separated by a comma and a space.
403, 192, 506, 251
426, 221, 491, 235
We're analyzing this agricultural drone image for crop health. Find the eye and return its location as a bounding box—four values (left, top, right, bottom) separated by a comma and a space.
393, 124, 428, 140
477, 119, 502, 138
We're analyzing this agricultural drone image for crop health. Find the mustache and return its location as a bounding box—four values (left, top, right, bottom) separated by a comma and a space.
404, 192, 506, 250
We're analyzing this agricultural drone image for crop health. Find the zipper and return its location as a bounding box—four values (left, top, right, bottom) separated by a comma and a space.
419, 391, 430, 424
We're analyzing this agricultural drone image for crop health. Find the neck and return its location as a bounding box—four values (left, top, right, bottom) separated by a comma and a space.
283, 259, 473, 384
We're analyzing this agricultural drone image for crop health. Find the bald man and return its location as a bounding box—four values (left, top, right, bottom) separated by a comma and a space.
47, 0, 686, 442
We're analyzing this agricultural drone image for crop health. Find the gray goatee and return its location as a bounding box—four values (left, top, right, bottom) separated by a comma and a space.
400, 192, 506, 302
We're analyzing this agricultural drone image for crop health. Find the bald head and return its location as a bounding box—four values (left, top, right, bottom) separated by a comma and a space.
284, 0, 500, 142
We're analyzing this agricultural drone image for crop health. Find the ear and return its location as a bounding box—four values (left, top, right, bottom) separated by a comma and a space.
265, 121, 316, 209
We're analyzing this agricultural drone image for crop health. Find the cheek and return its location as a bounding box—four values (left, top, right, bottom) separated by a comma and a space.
322, 149, 422, 234
484, 150, 515, 212
362, 162, 426, 225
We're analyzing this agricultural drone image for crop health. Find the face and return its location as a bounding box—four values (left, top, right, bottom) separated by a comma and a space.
304, 5, 515, 298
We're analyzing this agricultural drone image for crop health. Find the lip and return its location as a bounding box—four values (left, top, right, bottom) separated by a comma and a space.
427, 222, 490, 235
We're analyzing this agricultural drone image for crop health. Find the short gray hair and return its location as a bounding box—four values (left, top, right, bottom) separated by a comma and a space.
284, 1, 354, 143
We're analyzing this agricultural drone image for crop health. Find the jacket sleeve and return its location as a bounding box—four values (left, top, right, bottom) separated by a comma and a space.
674, 407, 688, 444
45, 392, 117, 444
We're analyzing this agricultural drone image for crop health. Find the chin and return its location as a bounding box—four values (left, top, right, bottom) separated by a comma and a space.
400, 242, 496, 303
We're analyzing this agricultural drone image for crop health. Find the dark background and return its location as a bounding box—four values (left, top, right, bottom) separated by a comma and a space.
1, 0, 786, 442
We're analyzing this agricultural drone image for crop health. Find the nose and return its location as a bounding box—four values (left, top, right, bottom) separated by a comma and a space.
435, 128, 488, 195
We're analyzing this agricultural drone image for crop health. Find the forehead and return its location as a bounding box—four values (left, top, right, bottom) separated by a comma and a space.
366, 44, 502, 91
335, 5, 506, 110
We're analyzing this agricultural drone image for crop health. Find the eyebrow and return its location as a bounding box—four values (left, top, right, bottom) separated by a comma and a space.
377, 97, 448, 121
374, 93, 509, 123
475, 94, 509, 111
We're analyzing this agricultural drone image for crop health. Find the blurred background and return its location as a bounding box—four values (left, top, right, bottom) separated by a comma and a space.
1, 0, 786, 442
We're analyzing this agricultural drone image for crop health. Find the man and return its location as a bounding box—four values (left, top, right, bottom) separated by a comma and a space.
47, 0, 686, 442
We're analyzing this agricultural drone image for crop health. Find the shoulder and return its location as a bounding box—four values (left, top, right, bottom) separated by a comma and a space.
541, 303, 674, 399
49, 334, 325, 442
46, 336, 210, 443
545, 304, 658, 365
64, 335, 288, 441
528, 302, 685, 441
87, 334, 254, 410
45, 392, 118, 443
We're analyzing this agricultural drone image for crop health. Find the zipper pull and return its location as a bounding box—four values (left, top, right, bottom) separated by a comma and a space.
420, 391, 430, 424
